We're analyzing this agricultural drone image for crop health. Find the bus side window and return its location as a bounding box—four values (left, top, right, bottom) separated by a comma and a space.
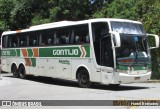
70, 30, 74, 44
53, 32, 57, 45
86, 35, 90, 43
48, 38, 52, 45
29, 32, 38, 47
73, 24, 89, 45
55, 36, 60, 45
10, 34, 18, 47
56, 28, 70, 45
66, 36, 69, 44
20, 41, 24, 46
40, 33, 46, 46
2, 35, 8, 48
41, 29, 55, 46
33, 40, 37, 46
19, 34, 28, 47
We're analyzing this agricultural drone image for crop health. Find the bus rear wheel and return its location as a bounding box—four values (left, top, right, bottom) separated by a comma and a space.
77, 69, 91, 88
11, 65, 19, 78
19, 65, 26, 79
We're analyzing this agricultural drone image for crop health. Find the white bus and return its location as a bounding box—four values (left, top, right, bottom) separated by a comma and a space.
1, 18, 159, 88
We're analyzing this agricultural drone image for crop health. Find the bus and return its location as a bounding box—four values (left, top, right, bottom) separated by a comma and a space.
1, 18, 159, 88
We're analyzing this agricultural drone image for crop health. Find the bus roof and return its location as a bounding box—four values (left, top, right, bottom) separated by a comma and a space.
2, 18, 142, 35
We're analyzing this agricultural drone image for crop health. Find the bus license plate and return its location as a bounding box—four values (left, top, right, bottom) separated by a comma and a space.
134, 77, 140, 80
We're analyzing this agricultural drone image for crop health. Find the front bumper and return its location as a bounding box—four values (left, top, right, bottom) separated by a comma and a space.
112, 71, 151, 84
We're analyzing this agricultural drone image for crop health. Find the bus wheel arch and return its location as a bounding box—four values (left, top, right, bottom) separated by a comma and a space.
18, 63, 26, 79
76, 66, 92, 88
11, 63, 19, 78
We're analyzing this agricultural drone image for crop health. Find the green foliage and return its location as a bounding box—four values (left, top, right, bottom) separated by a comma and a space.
10, 0, 33, 29
0, 0, 14, 30
137, 0, 160, 79
93, 0, 140, 20
49, 0, 91, 21
49, 7, 61, 21
31, 14, 50, 25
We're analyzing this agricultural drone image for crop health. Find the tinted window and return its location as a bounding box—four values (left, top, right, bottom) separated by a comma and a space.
2, 24, 90, 48
19, 33, 28, 47
111, 21, 146, 34
71, 24, 89, 44
92, 22, 111, 66
28, 32, 39, 46
39, 29, 55, 46
10, 34, 19, 47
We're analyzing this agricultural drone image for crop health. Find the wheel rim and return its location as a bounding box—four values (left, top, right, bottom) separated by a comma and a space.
12, 66, 18, 77
81, 74, 88, 84
13, 68, 16, 75
79, 72, 91, 87
19, 66, 25, 78
78, 69, 91, 88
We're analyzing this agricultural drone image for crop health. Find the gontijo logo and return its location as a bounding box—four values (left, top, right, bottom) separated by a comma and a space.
52, 46, 88, 58
53, 49, 79, 56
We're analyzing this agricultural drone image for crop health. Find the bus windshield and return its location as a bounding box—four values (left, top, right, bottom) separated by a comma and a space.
111, 21, 146, 35
111, 21, 151, 72
116, 35, 148, 58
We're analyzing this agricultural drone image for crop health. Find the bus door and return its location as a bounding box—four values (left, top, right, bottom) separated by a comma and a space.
100, 35, 114, 83
92, 22, 114, 83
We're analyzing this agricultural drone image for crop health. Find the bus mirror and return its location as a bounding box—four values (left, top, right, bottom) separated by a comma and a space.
110, 31, 121, 48
147, 34, 159, 49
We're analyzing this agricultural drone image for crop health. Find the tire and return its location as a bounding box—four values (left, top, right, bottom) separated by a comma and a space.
77, 69, 92, 88
12, 65, 19, 78
19, 65, 26, 79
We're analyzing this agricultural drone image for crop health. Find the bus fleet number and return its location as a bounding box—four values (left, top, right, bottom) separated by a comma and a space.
2, 51, 11, 56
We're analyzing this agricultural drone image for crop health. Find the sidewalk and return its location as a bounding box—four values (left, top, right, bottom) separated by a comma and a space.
146, 80, 160, 83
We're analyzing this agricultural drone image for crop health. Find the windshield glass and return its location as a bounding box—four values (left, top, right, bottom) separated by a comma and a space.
116, 35, 148, 58
111, 21, 151, 72
111, 21, 146, 35
116, 34, 151, 72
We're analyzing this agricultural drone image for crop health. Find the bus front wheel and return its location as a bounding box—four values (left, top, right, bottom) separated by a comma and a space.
77, 69, 91, 88
11, 65, 19, 78
19, 65, 26, 79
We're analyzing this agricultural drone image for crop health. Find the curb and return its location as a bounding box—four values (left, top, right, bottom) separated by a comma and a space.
146, 80, 160, 83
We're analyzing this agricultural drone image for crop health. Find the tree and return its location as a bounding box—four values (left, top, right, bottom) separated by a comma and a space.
10, 0, 33, 29
93, 0, 138, 20
0, 0, 14, 30
48, 0, 91, 21
138, 0, 160, 79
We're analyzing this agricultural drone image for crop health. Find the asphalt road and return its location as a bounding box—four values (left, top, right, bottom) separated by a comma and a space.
0, 73, 160, 109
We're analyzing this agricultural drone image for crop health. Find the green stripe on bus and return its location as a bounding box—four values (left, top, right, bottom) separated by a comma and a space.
1, 49, 16, 56
16, 49, 20, 56
83, 45, 90, 57
117, 64, 151, 71
117, 65, 128, 70
1, 45, 90, 58
27, 49, 33, 57
39, 46, 90, 57
30, 58, 36, 67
